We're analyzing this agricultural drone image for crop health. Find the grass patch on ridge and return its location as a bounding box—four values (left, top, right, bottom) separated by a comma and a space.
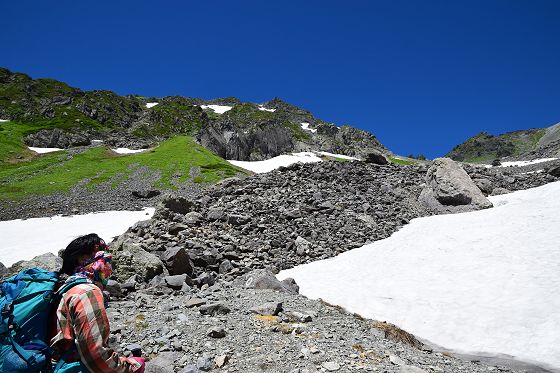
0, 135, 242, 200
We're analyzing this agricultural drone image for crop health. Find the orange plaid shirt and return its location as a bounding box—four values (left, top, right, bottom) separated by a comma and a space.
50, 281, 140, 372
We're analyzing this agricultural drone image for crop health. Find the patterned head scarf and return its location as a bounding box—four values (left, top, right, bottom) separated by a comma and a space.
75, 249, 113, 287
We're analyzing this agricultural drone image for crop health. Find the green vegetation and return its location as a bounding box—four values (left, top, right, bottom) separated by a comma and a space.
0, 135, 242, 200
447, 129, 547, 163
388, 156, 416, 166
282, 121, 311, 141
135, 98, 206, 137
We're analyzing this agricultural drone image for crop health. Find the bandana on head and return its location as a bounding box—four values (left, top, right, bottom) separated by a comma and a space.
75, 250, 113, 286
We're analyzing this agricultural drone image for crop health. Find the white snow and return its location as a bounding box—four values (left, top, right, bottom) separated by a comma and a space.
146, 102, 159, 108
485, 157, 558, 168
28, 147, 63, 154
227, 152, 322, 173
0, 119, 10, 122
200, 105, 233, 114
91, 139, 104, 144
278, 181, 560, 372
258, 106, 276, 112
317, 151, 359, 161
0, 208, 155, 267
300, 122, 317, 133
111, 148, 149, 154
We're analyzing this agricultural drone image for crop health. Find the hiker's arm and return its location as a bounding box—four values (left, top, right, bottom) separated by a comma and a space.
68, 285, 142, 373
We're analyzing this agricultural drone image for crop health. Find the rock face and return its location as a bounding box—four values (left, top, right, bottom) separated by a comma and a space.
109, 238, 166, 282
25, 128, 91, 148
419, 158, 493, 213
7, 253, 62, 276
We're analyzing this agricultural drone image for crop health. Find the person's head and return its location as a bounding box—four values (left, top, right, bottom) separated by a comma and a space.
60, 233, 107, 275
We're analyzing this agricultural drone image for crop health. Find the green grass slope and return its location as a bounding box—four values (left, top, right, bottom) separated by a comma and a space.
0, 120, 242, 200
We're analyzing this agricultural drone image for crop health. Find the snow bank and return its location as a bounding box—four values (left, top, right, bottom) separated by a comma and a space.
111, 148, 149, 154
279, 181, 560, 371
485, 157, 558, 168
258, 106, 276, 112
300, 122, 317, 133
28, 147, 63, 154
146, 102, 159, 108
318, 151, 359, 161
200, 104, 233, 114
0, 208, 155, 267
228, 152, 322, 173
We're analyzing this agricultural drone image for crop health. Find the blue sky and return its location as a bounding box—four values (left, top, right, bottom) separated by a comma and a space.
2, 0, 559, 158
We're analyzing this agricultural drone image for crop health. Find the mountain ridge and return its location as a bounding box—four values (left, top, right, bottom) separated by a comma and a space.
0, 67, 388, 161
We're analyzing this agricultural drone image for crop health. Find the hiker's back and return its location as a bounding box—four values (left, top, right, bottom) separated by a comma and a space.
0, 268, 87, 373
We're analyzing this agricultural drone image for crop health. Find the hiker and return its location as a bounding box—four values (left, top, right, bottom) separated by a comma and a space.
50, 233, 145, 373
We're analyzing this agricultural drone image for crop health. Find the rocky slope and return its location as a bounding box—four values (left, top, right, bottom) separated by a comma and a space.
0, 68, 387, 161
4, 158, 559, 372
445, 122, 560, 163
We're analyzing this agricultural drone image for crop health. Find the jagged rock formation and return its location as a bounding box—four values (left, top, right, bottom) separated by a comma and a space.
419, 158, 493, 214
0, 67, 387, 159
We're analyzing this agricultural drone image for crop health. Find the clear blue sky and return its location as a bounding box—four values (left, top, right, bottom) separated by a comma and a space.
2, 0, 559, 158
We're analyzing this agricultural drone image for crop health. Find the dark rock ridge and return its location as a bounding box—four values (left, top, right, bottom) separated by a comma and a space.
0, 67, 387, 161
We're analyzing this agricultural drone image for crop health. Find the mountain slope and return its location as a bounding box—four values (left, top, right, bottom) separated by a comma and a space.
0, 67, 388, 161
446, 123, 560, 163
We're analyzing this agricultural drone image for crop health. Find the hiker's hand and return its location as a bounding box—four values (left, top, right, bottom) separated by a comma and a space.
129, 356, 145, 373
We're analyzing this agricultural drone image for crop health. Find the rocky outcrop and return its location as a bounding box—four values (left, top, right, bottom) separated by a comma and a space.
198, 120, 295, 161
24, 128, 92, 148
5, 253, 62, 276
109, 237, 166, 282
419, 158, 493, 214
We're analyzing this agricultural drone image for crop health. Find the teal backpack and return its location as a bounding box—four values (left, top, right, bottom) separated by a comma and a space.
0, 268, 88, 372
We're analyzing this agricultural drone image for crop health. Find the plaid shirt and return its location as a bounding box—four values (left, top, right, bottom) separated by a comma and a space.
50, 281, 141, 373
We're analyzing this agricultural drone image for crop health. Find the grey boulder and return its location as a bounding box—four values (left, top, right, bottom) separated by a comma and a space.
419, 158, 493, 213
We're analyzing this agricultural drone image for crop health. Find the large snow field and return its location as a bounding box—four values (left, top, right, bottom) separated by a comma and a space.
0, 208, 155, 267
278, 181, 560, 372
227, 152, 323, 173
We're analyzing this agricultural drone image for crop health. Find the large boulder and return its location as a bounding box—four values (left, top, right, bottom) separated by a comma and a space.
239, 269, 299, 294
0, 262, 7, 277
419, 158, 493, 214
7, 253, 62, 276
161, 247, 194, 276
364, 150, 388, 165
109, 238, 166, 282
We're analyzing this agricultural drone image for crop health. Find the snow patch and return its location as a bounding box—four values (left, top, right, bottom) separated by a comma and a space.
91, 139, 104, 144
200, 105, 233, 114
0, 208, 155, 267
111, 148, 149, 154
279, 181, 560, 371
300, 122, 317, 133
485, 158, 558, 168
0, 119, 10, 122
258, 106, 276, 112
28, 147, 63, 154
146, 102, 159, 108
318, 151, 359, 161
228, 152, 322, 173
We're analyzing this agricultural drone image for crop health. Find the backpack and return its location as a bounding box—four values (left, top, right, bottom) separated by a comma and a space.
0, 268, 88, 373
